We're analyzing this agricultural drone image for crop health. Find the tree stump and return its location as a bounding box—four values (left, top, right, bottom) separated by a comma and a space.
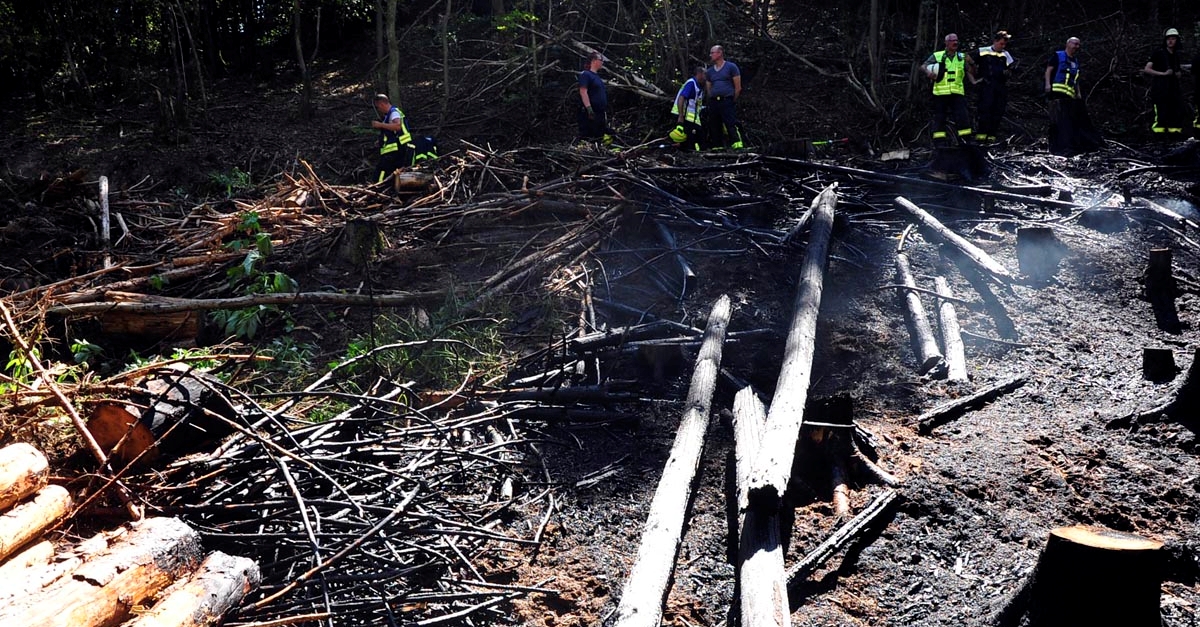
1013, 525, 1164, 627
1077, 208, 1127, 233
1016, 226, 1063, 281
1142, 347, 1177, 382
1143, 248, 1180, 333
337, 219, 383, 267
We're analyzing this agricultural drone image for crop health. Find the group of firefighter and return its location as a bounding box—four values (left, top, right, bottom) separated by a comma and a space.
372, 29, 1200, 182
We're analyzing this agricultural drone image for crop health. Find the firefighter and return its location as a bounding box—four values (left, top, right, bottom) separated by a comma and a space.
923, 33, 975, 146
371, 94, 416, 184
970, 30, 1016, 143
1142, 28, 1191, 136
669, 66, 706, 150
1044, 37, 1104, 156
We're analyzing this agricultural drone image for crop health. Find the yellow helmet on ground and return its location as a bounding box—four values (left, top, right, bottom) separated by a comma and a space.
669, 125, 688, 143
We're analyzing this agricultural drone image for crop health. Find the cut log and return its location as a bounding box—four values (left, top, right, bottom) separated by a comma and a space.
0, 540, 53, 586
934, 277, 968, 382
1134, 197, 1199, 231
1015, 226, 1063, 281
895, 253, 945, 376
87, 403, 160, 467
0, 517, 203, 627
997, 525, 1163, 627
746, 183, 837, 510
0, 485, 71, 562
124, 551, 261, 627
608, 294, 731, 627
394, 170, 434, 191
733, 387, 790, 627
893, 196, 1015, 283
97, 291, 202, 344
1142, 347, 1177, 382
0, 443, 49, 512
917, 375, 1028, 434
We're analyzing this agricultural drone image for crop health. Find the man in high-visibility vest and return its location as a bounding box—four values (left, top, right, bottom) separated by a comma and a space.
923, 33, 975, 146
970, 31, 1016, 143
669, 66, 706, 150
1043, 37, 1104, 155
371, 94, 416, 184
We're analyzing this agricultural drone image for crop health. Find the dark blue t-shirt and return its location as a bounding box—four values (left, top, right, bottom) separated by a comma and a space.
706, 61, 740, 97
579, 70, 607, 110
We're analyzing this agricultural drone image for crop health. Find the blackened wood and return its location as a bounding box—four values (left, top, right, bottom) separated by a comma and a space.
934, 277, 968, 382
917, 375, 1028, 434
1018, 526, 1163, 627
650, 218, 697, 297
1142, 347, 1177, 382
895, 253, 945, 376
786, 489, 899, 587
893, 196, 1015, 283
609, 295, 731, 627
1144, 248, 1181, 333
124, 551, 261, 627
747, 183, 837, 510
1136, 348, 1200, 421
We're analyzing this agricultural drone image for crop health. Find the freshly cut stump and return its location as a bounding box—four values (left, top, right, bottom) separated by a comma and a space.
1022, 525, 1163, 627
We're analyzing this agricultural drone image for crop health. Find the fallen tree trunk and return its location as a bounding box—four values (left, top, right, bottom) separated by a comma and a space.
609, 294, 731, 627
48, 289, 451, 316
0, 443, 49, 512
786, 488, 899, 587
651, 218, 698, 297
934, 277, 968, 382
0, 540, 53, 585
747, 183, 837, 509
895, 253, 945, 376
917, 375, 1028, 433
893, 196, 1015, 283
0, 485, 71, 563
733, 387, 790, 627
0, 517, 203, 627
124, 551, 261, 627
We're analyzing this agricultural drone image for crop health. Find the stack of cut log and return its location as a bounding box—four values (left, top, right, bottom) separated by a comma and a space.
0, 443, 261, 627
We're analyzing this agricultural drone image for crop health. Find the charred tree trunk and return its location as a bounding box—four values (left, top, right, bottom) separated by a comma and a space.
895, 253, 945, 376
1143, 248, 1181, 333
934, 276, 967, 382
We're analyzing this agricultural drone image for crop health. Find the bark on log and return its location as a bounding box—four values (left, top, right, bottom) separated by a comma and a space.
998, 525, 1164, 627
336, 218, 383, 267
124, 551, 261, 627
608, 294, 731, 627
917, 375, 1028, 434
0, 517, 203, 627
747, 183, 837, 510
0, 540, 53, 586
895, 253, 946, 376
0, 485, 71, 562
0, 443, 49, 512
893, 196, 1015, 283
48, 289, 450, 316
934, 277, 968, 382
96, 291, 201, 342
733, 387, 790, 627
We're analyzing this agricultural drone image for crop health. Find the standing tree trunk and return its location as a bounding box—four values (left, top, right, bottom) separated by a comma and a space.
386, 0, 400, 101
907, 0, 932, 101
293, 0, 313, 119
439, 0, 452, 131
375, 0, 384, 83
867, 0, 882, 104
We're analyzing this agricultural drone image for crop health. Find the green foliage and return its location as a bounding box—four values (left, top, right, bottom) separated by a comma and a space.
335, 302, 508, 390
148, 274, 168, 291
208, 167, 253, 198
213, 211, 297, 340
495, 10, 538, 33
70, 339, 103, 368
4, 346, 37, 389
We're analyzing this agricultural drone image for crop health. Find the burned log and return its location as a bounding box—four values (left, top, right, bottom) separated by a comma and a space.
786, 488, 899, 588
124, 551, 261, 627
747, 183, 837, 510
0, 443, 49, 512
895, 253, 946, 377
0, 517, 203, 627
1143, 248, 1181, 333
609, 294, 731, 627
1142, 347, 1177, 382
0, 485, 71, 563
917, 375, 1028, 433
1133, 197, 1199, 231
995, 525, 1163, 627
893, 196, 1015, 283
733, 386, 790, 627
933, 277, 968, 382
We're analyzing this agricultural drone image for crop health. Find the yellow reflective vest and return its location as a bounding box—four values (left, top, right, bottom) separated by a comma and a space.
931, 51, 966, 96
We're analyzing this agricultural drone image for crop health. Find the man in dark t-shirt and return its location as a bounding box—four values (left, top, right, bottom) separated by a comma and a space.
578, 53, 610, 143
704, 45, 743, 149
1142, 28, 1191, 135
